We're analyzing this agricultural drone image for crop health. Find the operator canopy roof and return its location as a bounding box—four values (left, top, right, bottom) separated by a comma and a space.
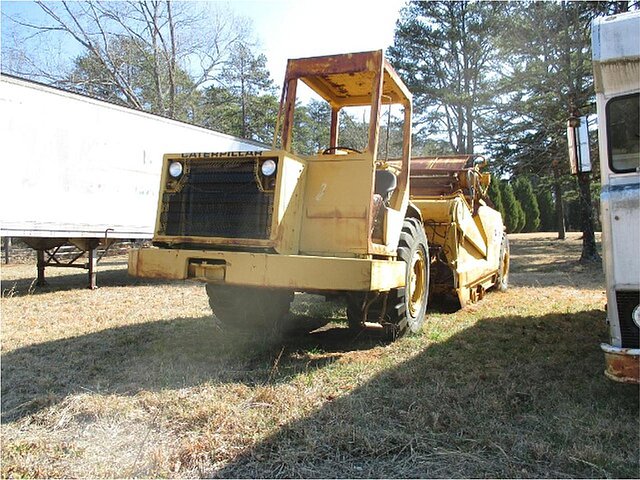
284, 50, 412, 108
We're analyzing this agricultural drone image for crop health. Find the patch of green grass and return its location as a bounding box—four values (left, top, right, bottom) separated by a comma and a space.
290, 293, 346, 319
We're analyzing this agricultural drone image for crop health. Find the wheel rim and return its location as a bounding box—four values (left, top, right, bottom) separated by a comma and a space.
408, 248, 427, 317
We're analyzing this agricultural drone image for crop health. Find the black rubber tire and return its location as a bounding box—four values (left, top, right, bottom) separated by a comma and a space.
388, 217, 430, 337
205, 284, 293, 332
346, 217, 430, 339
495, 234, 510, 292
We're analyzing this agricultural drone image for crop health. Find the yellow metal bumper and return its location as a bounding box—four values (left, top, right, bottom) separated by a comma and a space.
128, 247, 405, 292
601, 343, 640, 384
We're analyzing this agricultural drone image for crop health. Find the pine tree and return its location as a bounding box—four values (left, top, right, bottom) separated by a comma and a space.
483, 1, 609, 254
513, 177, 541, 232
217, 43, 277, 142
536, 189, 556, 231
500, 181, 525, 233
388, 1, 506, 154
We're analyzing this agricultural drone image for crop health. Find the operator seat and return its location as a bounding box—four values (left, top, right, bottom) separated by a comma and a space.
372, 169, 397, 241
374, 169, 397, 204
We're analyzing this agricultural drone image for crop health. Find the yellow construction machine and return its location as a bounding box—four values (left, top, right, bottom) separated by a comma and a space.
128, 50, 509, 338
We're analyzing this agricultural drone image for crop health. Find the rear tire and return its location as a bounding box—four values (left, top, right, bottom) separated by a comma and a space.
206, 284, 293, 332
346, 217, 430, 339
495, 234, 510, 292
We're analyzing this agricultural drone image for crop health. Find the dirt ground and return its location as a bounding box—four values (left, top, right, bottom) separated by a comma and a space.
1, 232, 638, 478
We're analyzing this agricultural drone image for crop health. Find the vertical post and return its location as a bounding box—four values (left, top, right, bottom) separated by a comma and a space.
280, 79, 298, 152
577, 171, 600, 262
3, 237, 10, 265
329, 107, 339, 149
88, 246, 98, 289
36, 249, 46, 286
367, 51, 384, 156
552, 160, 566, 240
568, 114, 600, 263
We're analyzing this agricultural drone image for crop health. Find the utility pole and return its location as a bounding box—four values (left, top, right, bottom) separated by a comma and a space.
551, 160, 566, 240
567, 114, 600, 263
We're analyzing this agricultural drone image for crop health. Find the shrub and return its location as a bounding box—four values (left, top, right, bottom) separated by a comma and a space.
487, 174, 506, 221
513, 176, 540, 232
501, 181, 525, 233
536, 189, 556, 231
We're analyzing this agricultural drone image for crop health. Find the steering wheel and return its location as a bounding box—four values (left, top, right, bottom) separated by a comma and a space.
322, 146, 363, 155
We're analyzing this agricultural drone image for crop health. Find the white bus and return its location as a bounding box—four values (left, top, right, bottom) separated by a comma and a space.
592, 10, 640, 383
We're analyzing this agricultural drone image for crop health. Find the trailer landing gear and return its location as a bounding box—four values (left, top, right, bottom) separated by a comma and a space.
23, 237, 116, 289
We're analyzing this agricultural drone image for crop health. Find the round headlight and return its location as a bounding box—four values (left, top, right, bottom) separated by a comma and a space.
168, 161, 183, 178
261, 159, 277, 176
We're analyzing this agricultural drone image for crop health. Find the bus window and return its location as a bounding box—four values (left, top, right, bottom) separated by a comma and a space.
606, 93, 640, 173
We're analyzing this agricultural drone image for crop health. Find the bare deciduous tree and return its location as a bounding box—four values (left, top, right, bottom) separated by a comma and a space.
3, 1, 253, 120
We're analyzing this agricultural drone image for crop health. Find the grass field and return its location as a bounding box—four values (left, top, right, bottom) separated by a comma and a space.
1, 232, 638, 478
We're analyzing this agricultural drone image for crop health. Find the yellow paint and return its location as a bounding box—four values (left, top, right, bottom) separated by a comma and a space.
129, 247, 405, 292
298, 153, 373, 256
131, 50, 506, 302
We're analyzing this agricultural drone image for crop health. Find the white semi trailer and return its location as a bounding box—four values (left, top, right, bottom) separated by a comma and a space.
0, 74, 264, 288
592, 10, 640, 383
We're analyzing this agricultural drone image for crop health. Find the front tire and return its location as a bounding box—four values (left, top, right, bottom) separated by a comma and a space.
390, 217, 430, 336
347, 217, 430, 339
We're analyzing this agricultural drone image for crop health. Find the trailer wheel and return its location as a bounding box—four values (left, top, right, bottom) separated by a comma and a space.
206, 284, 293, 332
495, 234, 510, 292
346, 218, 429, 339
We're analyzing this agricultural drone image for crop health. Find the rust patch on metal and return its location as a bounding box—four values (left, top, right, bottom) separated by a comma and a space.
154, 235, 273, 248
604, 350, 640, 384
285, 51, 376, 80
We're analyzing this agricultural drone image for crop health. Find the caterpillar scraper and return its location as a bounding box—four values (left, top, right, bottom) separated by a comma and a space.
128, 50, 509, 338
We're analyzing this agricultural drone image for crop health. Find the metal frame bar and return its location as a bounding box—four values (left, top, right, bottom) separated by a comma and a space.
35, 238, 118, 289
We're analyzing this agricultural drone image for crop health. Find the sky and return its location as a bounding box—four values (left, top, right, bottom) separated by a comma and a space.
1, 0, 407, 87
228, 0, 407, 83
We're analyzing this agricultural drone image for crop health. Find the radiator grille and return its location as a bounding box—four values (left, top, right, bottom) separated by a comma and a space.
159, 158, 274, 240
616, 290, 639, 348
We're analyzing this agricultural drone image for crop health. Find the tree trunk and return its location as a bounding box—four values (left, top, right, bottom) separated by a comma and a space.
241, 75, 246, 139
149, 4, 164, 115
457, 105, 465, 153
465, 104, 474, 154
577, 172, 600, 262
552, 160, 566, 240
166, 0, 177, 118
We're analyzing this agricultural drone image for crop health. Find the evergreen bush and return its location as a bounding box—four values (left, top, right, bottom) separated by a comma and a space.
501, 181, 525, 233
513, 176, 540, 232
536, 189, 556, 231
487, 174, 506, 221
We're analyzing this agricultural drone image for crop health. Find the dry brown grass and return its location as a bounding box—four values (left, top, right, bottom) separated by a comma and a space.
1, 232, 638, 478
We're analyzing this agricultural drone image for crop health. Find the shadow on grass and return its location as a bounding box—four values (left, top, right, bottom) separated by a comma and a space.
0, 266, 181, 298
0, 315, 387, 423
2, 307, 637, 478
211, 310, 637, 479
